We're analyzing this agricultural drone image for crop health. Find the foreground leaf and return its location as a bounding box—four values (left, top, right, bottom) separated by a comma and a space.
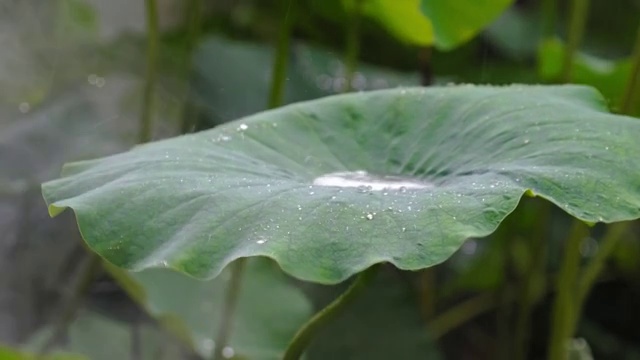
107, 258, 312, 359
43, 85, 640, 284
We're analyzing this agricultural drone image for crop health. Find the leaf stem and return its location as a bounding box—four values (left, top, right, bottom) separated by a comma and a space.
560, 0, 589, 83
548, 220, 588, 360
38, 254, 102, 353
541, 0, 557, 40
210, 2, 295, 357
211, 260, 247, 360
344, 0, 363, 92
283, 265, 380, 360
621, 23, 640, 115
568, 222, 628, 334
179, 0, 205, 134
428, 292, 500, 340
268, 0, 295, 109
140, 0, 159, 143
514, 203, 549, 360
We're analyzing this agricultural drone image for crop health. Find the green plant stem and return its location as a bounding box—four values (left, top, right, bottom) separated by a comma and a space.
268, 0, 295, 109
283, 265, 380, 360
210, 3, 295, 357
548, 220, 588, 360
211, 259, 247, 360
140, 0, 159, 143
621, 23, 640, 114
39, 254, 102, 354
429, 292, 500, 340
344, 0, 363, 92
565, 221, 629, 338
514, 204, 550, 360
560, 0, 589, 83
179, 0, 204, 134
541, 0, 557, 40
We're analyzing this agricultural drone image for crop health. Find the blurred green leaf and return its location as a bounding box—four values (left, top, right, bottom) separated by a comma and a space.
191, 36, 418, 126
26, 311, 185, 360
421, 0, 514, 50
0, 345, 86, 360
107, 258, 312, 359
56, 0, 99, 42
538, 38, 640, 115
359, 0, 434, 46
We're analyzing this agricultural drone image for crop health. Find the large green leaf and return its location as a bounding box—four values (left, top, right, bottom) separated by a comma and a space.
106, 258, 312, 359
42, 85, 640, 284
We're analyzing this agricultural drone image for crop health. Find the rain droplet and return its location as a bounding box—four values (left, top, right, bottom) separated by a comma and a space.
222, 346, 235, 359
18, 102, 30, 113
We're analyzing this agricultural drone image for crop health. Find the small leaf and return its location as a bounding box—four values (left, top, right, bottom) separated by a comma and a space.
538, 38, 639, 115
421, 0, 514, 50
106, 258, 312, 359
43, 85, 640, 284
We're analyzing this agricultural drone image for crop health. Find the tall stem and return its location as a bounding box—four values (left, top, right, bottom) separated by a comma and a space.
268, 0, 295, 109
140, 0, 159, 143
548, 221, 588, 360
211, 260, 247, 360
180, 0, 204, 134
560, 0, 589, 83
621, 23, 640, 115
344, 0, 363, 92
39, 254, 103, 353
283, 265, 379, 360
541, 0, 557, 40
514, 203, 549, 360
210, 2, 295, 357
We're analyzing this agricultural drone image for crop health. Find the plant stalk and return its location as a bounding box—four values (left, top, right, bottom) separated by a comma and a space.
210, 2, 295, 357
541, 0, 558, 40
428, 292, 500, 340
268, 0, 295, 109
211, 260, 247, 360
179, 0, 204, 134
39, 254, 102, 353
564, 221, 629, 340
344, 0, 363, 92
560, 0, 590, 83
621, 23, 640, 115
140, 0, 159, 143
514, 204, 549, 360
548, 220, 588, 360
283, 265, 380, 360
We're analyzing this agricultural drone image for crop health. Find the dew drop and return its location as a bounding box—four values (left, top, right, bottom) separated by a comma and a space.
222, 346, 235, 358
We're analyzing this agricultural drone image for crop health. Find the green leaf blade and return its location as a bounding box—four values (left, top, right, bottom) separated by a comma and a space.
43, 85, 640, 284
